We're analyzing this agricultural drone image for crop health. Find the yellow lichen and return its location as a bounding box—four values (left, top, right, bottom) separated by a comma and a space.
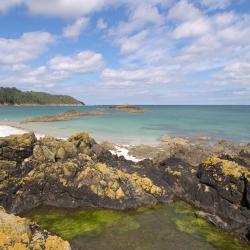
86, 163, 164, 199
0, 207, 71, 250
96, 163, 110, 174
165, 167, 181, 177
115, 187, 125, 199
203, 156, 250, 180
45, 235, 71, 250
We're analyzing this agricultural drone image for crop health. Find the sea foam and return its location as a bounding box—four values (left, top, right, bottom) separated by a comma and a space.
0, 125, 44, 139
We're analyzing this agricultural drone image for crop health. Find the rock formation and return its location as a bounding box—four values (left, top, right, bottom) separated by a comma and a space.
97, 105, 145, 113
0, 132, 169, 214
0, 132, 249, 245
23, 110, 106, 123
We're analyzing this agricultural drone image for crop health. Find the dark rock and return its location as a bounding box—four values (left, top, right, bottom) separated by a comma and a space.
0, 132, 36, 162
0, 132, 171, 215
161, 155, 250, 242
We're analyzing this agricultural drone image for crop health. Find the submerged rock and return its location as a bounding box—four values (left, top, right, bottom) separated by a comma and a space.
23, 110, 106, 123
195, 211, 229, 230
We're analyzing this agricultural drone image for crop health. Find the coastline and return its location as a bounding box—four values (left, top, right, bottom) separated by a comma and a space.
1, 123, 247, 165
0, 124, 45, 139
1, 105, 250, 144
1, 123, 250, 247
0, 124, 142, 162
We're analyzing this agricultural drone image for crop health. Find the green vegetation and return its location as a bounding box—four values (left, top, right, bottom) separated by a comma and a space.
0, 87, 84, 106
25, 207, 138, 240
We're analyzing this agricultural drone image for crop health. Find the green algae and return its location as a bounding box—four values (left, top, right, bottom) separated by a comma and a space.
27, 207, 135, 240
171, 202, 250, 250
25, 202, 250, 250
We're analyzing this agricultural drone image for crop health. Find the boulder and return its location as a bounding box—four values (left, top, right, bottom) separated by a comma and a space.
0, 206, 71, 249
0, 132, 36, 162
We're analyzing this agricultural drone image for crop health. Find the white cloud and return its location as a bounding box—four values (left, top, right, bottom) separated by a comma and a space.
218, 24, 250, 45
1, 50, 105, 87
172, 18, 211, 38
117, 30, 149, 54
48, 51, 104, 74
25, 0, 116, 18
129, 2, 164, 25
213, 12, 238, 28
101, 66, 179, 86
109, 1, 165, 37
0, 32, 54, 64
213, 60, 250, 85
0, 62, 71, 87
63, 17, 89, 39
97, 18, 107, 29
200, 0, 232, 10
0, 0, 23, 12
168, 0, 201, 22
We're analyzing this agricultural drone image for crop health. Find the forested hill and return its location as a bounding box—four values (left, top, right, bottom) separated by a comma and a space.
0, 87, 85, 106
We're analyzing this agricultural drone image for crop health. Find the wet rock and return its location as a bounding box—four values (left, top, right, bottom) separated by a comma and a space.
160, 135, 189, 145
195, 211, 229, 230
23, 110, 106, 123
161, 155, 250, 241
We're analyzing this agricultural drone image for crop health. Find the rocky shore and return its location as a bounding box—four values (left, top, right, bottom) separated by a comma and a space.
23, 110, 106, 123
0, 132, 249, 248
97, 105, 145, 113
21, 105, 144, 123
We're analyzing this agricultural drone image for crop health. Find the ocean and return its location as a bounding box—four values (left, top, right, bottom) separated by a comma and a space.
0, 105, 249, 144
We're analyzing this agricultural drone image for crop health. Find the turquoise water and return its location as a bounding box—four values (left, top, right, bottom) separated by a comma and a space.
0, 106, 250, 144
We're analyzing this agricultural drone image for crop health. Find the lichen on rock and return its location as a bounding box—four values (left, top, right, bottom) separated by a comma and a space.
1, 131, 250, 245
203, 156, 250, 180
0, 206, 71, 250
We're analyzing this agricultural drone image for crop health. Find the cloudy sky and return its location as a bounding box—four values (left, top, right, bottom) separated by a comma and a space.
0, 0, 250, 104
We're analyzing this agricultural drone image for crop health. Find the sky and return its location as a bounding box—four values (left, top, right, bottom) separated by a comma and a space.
0, 0, 250, 105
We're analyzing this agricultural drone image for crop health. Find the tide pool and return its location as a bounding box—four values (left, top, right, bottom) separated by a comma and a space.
24, 201, 250, 250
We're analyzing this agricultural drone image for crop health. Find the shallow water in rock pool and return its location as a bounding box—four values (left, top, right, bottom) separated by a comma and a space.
24, 201, 250, 250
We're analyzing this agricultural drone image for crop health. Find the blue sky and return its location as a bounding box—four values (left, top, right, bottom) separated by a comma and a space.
0, 0, 250, 104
